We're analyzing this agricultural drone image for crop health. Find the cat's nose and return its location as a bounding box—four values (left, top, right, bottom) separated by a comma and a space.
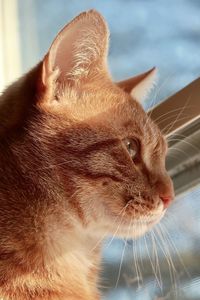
159, 194, 174, 208
153, 171, 175, 209
155, 173, 174, 209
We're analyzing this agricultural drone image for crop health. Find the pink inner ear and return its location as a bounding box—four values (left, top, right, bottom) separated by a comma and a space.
43, 10, 109, 86
48, 23, 80, 82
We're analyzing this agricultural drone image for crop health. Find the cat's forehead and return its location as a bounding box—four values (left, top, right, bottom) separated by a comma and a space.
87, 91, 165, 151
58, 84, 126, 119
59, 83, 165, 150
104, 96, 161, 138
126, 104, 165, 150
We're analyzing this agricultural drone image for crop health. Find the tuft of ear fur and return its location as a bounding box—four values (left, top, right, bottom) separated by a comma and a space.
41, 10, 109, 97
117, 67, 157, 103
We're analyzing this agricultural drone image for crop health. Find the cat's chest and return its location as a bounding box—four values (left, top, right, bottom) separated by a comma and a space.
44, 223, 100, 278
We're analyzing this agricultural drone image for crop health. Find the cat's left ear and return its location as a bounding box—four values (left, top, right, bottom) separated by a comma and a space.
39, 10, 109, 102
116, 67, 157, 103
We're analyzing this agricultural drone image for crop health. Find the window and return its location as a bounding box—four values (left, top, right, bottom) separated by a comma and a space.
0, 0, 21, 92
1, 1, 200, 299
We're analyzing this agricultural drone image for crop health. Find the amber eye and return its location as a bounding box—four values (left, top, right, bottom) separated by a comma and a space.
123, 138, 139, 160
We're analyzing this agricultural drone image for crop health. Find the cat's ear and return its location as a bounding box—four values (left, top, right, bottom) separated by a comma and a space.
117, 67, 157, 103
40, 10, 109, 98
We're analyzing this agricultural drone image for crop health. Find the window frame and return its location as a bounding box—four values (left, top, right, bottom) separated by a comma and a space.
0, 0, 21, 92
149, 77, 200, 195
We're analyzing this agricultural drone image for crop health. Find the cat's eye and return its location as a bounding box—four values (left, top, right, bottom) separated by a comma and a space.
123, 138, 139, 161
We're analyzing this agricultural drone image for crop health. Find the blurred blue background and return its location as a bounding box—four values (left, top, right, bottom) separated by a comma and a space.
17, 1, 200, 299
19, 0, 200, 104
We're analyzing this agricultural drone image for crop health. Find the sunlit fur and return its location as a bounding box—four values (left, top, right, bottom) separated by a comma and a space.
0, 10, 174, 300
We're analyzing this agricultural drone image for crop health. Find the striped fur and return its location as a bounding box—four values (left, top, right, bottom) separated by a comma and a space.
0, 10, 174, 299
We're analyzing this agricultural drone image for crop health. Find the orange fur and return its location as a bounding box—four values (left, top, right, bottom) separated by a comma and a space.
0, 10, 174, 299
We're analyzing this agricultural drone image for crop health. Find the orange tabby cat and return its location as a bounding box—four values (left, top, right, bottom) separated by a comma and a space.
0, 10, 174, 300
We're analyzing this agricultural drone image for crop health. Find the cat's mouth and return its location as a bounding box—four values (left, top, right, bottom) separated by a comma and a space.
104, 210, 165, 239
100, 195, 165, 238
125, 212, 164, 227
144, 213, 164, 226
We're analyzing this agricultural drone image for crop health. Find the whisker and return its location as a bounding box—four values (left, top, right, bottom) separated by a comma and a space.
165, 94, 191, 136
160, 115, 193, 134
154, 226, 179, 296
115, 218, 132, 288
167, 153, 182, 160
167, 146, 192, 159
132, 215, 143, 289
106, 201, 131, 249
150, 230, 163, 290
156, 111, 189, 127
152, 105, 195, 124
90, 204, 129, 253
144, 232, 162, 289
167, 138, 200, 154
151, 228, 174, 287
160, 220, 191, 279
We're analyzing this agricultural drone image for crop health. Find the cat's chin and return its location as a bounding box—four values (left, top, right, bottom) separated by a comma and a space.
107, 211, 165, 239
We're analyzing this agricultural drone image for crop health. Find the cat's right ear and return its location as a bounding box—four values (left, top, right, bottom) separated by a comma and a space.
38, 10, 109, 106
117, 67, 157, 103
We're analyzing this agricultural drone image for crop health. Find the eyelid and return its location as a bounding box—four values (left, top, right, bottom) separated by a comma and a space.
124, 137, 140, 144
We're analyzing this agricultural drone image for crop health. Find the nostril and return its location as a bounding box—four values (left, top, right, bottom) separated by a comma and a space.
160, 195, 173, 208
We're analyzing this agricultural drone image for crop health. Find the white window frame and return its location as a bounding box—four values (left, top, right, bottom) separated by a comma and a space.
0, 0, 21, 92
149, 78, 200, 195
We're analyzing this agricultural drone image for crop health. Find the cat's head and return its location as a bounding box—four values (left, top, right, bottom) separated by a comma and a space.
35, 10, 174, 239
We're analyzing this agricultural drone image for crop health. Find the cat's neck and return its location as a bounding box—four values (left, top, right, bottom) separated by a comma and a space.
0, 124, 102, 300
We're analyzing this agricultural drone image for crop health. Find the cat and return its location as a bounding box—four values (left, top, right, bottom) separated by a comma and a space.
0, 10, 174, 300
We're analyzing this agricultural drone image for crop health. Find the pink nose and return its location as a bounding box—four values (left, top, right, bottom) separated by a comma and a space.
160, 194, 174, 208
